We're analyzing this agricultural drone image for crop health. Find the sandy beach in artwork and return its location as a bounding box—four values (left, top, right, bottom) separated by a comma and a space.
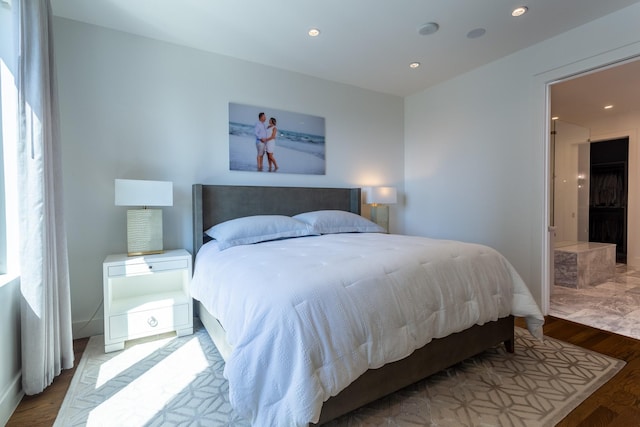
229, 134, 325, 175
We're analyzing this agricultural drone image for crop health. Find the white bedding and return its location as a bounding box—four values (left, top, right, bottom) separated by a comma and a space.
190, 233, 544, 426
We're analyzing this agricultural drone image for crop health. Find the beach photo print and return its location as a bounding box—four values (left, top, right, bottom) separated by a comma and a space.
228, 102, 326, 174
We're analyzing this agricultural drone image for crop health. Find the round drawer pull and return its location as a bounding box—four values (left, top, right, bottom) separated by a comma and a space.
147, 316, 158, 327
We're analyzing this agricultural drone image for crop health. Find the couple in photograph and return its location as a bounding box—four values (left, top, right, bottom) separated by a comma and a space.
254, 112, 279, 172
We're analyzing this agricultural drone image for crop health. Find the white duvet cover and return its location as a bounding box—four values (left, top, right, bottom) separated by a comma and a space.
190, 233, 544, 426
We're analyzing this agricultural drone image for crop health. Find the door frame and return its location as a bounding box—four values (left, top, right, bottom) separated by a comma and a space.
540, 52, 640, 314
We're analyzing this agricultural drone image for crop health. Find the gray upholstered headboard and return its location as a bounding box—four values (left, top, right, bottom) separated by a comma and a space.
192, 185, 361, 255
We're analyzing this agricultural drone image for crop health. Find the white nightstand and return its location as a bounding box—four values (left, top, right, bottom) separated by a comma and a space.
103, 249, 193, 353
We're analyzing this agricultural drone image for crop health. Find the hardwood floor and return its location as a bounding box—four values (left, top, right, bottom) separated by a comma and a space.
7, 337, 89, 427
7, 317, 640, 426
526, 317, 640, 427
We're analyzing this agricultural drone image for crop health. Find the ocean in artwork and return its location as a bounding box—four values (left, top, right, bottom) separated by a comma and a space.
229, 121, 325, 174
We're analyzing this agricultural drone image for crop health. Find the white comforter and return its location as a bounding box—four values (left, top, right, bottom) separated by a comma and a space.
190, 233, 544, 426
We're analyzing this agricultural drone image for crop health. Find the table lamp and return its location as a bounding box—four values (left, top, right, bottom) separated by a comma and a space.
364, 186, 397, 232
115, 179, 173, 256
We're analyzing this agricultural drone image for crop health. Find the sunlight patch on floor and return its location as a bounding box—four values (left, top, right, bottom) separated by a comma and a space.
89, 337, 209, 425
96, 334, 176, 388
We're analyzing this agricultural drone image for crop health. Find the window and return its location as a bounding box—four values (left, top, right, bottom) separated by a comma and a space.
0, 2, 19, 279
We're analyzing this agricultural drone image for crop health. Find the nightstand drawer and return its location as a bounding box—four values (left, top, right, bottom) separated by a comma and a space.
109, 303, 190, 340
107, 258, 189, 277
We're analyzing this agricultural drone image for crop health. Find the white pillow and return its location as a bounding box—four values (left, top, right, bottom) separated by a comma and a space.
293, 210, 385, 234
204, 215, 315, 250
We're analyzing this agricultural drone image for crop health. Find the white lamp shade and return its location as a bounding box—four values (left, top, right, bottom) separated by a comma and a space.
364, 186, 397, 205
115, 179, 173, 207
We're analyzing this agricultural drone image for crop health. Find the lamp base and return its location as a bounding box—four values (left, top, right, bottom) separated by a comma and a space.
127, 209, 164, 256
127, 249, 164, 257
370, 205, 390, 233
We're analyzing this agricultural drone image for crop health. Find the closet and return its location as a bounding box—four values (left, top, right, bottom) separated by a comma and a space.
589, 137, 628, 263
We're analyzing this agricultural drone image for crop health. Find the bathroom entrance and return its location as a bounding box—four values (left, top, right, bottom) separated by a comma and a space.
551, 135, 628, 289
548, 58, 640, 341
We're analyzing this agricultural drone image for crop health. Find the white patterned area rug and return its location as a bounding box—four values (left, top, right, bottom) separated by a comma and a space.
55, 326, 624, 427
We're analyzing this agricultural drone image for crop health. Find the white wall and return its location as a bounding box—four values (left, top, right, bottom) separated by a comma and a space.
53, 18, 405, 337
404, 3, 640, 310
0, 277, 21, 426
0, 2, 23, 424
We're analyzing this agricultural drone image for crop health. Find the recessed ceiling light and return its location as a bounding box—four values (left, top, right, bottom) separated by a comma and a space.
512, 6, 528, 17
418, 22, 439, 36
604, 105, 614, 109
467, 28, 486, 39
409, 62, 420, 69
308, 28, 320, 37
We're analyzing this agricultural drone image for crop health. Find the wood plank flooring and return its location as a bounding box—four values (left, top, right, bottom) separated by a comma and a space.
528, 317, 640, 427
7, 317, 640, 426
7, 337, 89, 427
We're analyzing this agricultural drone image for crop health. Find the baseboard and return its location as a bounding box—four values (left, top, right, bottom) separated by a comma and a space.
72, 317, 103, 339
627, 256, 640, 270
0, 371, 24, 426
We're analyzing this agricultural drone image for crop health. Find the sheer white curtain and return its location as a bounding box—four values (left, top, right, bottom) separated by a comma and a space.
17, 0, 74, 395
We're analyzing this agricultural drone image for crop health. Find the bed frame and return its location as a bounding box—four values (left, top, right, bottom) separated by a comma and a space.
192, 184, 514, 425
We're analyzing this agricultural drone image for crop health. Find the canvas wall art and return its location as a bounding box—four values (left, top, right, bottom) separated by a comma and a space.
228, 102, 326, 174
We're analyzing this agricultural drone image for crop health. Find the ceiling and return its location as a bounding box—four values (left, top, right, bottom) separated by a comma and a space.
550, 58, 640, 128
51, 0, 640, 98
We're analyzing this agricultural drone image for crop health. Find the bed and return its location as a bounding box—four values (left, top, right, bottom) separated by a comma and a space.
190, 184, 544, 426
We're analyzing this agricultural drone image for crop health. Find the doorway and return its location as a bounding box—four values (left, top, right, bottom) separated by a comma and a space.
548, 59, 640, 340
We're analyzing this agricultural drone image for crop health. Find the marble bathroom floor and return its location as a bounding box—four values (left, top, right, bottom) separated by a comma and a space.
549, 264, 640, 341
